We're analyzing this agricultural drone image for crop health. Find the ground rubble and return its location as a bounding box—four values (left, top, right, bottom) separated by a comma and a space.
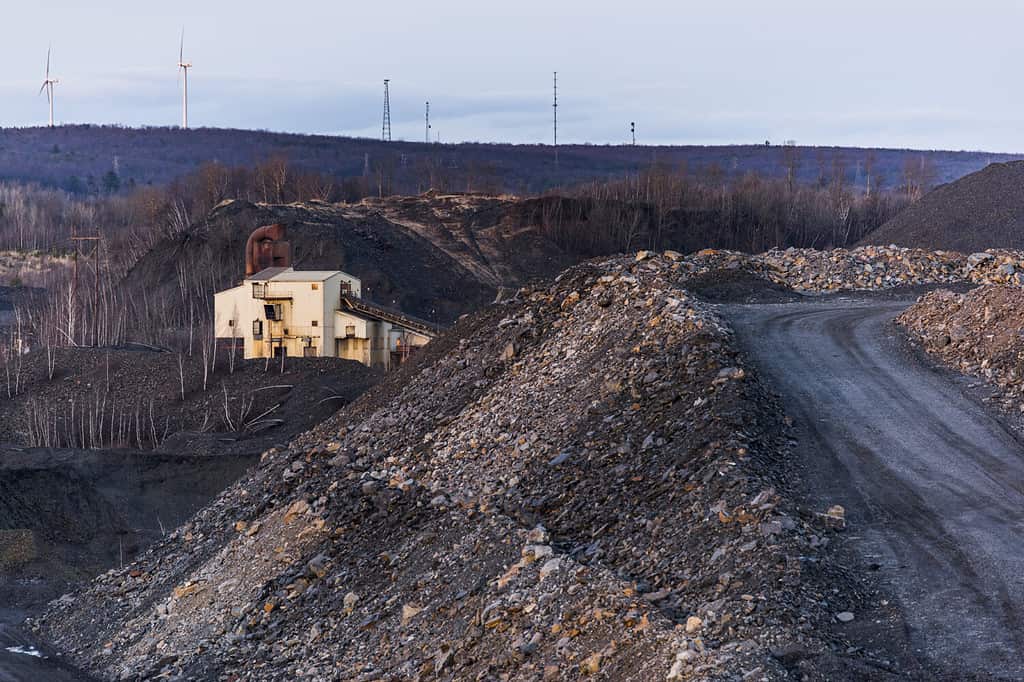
897, 286, 1024, 412
681, 245, 1024, 292
35, 251, 859, 681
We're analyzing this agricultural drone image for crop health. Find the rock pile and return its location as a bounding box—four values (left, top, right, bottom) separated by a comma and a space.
898, 286, 1024, 411
863, 160, 1024, 253
682, 246, 1024, 294
758, 246, 965, 291
36, 252, 851, 681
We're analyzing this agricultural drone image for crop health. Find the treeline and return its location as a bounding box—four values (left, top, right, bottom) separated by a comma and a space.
0, 157, 921, 362
532, 164, 912, 255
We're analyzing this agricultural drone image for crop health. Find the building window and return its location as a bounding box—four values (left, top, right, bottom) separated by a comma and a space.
312, 320, 319, 327
228, 319, 235, 327
311, 283, 319, 290
264, 303, 283, 321
345, 324, 356, 337
252, 320, 263, 339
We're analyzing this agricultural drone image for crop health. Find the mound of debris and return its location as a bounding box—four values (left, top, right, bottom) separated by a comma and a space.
0, 348, 380, 455
36, 253, 852, 681
757, 246, 966, 291
122, 194, 577, 335
864, 161, 1024, 252
898, 286, 1024, 411
678, 246, 1024, 295
680, 268, 802, 304
0, 446, 254, 612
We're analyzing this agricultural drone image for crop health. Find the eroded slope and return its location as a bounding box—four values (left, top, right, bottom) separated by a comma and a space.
37, 253, 848, 681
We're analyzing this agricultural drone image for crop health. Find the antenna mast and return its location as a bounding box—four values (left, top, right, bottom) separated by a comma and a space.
382, 80, 392, 142
553, 71, 558, 166
631, 122, 636, 146
425, 101, 431, 143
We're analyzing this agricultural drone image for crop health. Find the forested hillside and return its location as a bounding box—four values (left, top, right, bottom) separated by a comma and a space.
0, 124, 1017, 197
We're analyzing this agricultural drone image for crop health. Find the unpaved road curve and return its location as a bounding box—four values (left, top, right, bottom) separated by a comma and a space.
726, 299, 1024, 681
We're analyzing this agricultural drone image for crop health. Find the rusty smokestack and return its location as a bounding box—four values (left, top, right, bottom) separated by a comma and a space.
244, 223, 290, 276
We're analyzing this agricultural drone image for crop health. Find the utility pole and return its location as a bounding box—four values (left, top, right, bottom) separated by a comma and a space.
631, 122, 636, 146
382, 79, 392, 142
425, 101, 431, 143
553, 71, 559, 167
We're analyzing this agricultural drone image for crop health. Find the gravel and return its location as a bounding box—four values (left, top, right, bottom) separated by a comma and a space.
864, 161, 1024, 252
898, 286, 1024, 413
33, 252, 854, 681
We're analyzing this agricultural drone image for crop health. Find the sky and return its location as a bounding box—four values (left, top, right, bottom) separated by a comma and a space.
2, 0, 1024, 152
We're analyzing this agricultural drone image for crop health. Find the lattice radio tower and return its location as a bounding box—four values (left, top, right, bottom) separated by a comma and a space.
425, 101, 431, 143
552, 71, 559, 167
382, 79, 392, 142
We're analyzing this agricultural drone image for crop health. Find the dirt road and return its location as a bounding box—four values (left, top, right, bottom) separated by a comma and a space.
726, 298, 1024, 681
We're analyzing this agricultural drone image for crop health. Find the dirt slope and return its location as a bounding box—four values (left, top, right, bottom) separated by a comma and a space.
121, 195, 575, 338
36, 254, 856, 681
863, 161, 1024, 251
0, 347, 379, 455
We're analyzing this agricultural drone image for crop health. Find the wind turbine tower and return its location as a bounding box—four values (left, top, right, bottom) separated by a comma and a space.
39, 47, 59, 128
178, 30, 193, 129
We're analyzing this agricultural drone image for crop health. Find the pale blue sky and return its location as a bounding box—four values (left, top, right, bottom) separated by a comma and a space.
2, 0, 1023, 151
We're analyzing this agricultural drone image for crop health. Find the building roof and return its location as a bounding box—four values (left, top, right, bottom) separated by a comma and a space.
246, 268, 352, 283
246, 267, 290, 281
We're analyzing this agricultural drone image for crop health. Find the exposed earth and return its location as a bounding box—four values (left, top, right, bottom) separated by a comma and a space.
5, 246, 1024, 680
865, 160, 1024, 252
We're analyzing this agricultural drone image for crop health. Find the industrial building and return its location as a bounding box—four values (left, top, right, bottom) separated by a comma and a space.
214, 224, 436, 369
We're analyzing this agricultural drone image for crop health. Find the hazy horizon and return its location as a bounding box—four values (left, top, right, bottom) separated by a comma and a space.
3, 0, 1024, 153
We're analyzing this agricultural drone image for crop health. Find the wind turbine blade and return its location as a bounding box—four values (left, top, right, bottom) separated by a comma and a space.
180, 29, 184, 63
39, 82, 47, 95
45, 46, 50, 79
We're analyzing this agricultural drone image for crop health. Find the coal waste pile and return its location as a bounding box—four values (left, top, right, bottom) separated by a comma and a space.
36, 252, 859, 681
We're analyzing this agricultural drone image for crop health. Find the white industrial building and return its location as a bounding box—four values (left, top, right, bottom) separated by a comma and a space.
214, 266, 435, 369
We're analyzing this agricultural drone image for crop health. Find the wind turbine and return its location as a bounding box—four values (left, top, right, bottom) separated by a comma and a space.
177, 30, 192, 129
39, 47, 59, 128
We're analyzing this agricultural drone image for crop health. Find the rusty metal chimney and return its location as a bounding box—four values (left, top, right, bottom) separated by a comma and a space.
244, 223, 291, 276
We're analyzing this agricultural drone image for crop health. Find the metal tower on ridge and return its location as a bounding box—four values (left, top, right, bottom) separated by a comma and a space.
425, 101, 431, 143
382, 80, 392, 142
553, 71, 558, 166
